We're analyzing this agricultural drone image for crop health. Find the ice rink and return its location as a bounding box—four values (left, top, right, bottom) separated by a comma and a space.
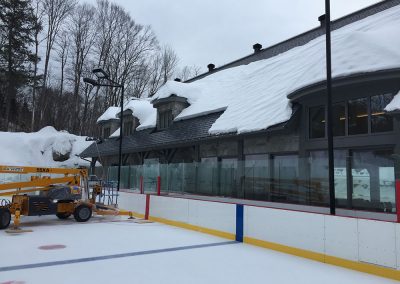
0, 215, 396, 284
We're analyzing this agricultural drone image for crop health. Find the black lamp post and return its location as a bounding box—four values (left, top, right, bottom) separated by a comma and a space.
324, 0, 335, 215
83, 68, 124, 192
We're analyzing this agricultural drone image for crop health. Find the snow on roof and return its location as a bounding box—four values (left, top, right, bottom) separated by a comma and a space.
97, 106, 120, 123
0, 126, 94, 167
97, 99, 156, 135
152, 5, 400, 135
384, 90, 400, 112
123, 98, 157, 131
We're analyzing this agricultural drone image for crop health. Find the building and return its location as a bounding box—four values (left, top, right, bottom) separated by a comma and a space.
81, 0, 400, 221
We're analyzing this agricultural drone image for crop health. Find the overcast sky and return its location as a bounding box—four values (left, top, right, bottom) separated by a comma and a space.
83, 0, 382, 72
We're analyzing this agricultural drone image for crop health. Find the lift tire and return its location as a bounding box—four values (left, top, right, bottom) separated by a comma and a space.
73, 204, 92, 222
56, 212, 71, 219
0, 208, 11, 230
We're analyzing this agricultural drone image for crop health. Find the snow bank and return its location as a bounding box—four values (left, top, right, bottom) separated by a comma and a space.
0, 126, 93, 167
152, 5, 400, 134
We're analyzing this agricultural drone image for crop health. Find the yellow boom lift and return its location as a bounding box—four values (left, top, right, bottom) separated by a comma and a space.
0, 165, 125, 231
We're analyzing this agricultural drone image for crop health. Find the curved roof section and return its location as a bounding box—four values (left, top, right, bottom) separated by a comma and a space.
152, 4, 400, 135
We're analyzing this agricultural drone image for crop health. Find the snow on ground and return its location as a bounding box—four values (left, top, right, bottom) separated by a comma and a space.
0, 216, 396, 284
152, 5, 400, 135
0, 126, 93, 168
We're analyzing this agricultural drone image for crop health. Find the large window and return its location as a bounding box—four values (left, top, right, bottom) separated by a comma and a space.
307, 149, 396, 212
351, 149, 395, 212
348, 98, 368, 135
244, 154, 269, 200
371, 94, 393, 133
333, 102, 346, 136
309, 93, 394, 139
308, 150, 347, 207
272, 155, 299, 203
309, 106, 325, 139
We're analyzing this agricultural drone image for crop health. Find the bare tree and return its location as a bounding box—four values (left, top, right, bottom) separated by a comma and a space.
42, 0, 75, 88
31, 0, 44, 131
147, 46, 179, 97
69, 3, 96, 133
177, 65, 201, 81
55, 30, 69, 98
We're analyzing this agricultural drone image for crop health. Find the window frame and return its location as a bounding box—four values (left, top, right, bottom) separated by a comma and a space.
307, 92, 395, 140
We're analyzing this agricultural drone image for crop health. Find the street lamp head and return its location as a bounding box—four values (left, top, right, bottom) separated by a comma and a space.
83, 77, 99, 86
92, 68, 109, 79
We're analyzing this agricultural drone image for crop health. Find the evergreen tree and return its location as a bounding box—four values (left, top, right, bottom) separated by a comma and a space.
0, 0, 38, 130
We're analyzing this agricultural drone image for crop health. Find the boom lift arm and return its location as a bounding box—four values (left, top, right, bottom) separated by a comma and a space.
0, 165, 126, 231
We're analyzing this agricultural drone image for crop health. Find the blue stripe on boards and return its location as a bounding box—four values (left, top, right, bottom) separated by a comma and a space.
236, 204, 244, 242
0, 241, 237, 272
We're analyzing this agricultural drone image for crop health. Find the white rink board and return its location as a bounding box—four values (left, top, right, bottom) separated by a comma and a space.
118, 192, 400, 270
244, 206, 325, 254
324, 216, 358, 262
358, 219, 397, 269
396, 225, 400, 270
188, 199, 236, 234
118, 192, 146, 214
150, 195, 189, 223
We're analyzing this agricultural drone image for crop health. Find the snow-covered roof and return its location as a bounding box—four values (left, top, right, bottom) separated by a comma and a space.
97, 107, 120, 123
152, 5, 400, 135
384, 90, 400, 112
97, 99, 156, 131
122, 98, 157, 131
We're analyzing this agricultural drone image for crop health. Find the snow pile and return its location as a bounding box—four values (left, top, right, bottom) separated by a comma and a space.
97, 106, 120, 123
384, 90, 400, 112
0, 126, 93, 167
153, 5, 400, 134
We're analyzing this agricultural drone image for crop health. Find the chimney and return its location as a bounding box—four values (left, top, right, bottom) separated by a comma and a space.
318, 14, 326, 27
207, 63, 215, 72
174, 78, 181, 82
253, 43, 262, 53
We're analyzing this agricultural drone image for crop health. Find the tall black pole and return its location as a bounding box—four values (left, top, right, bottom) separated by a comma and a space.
117, 85, 124, 192
325, 0, 335, 215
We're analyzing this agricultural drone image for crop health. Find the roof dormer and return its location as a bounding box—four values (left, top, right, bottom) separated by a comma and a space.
152, 95, 189, 130
97, 106, 120, 139
117, 109, 139, 136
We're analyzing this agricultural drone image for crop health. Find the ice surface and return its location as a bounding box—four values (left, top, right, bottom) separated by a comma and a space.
0, 126, 93, 167
151, 5, 400, 134
0, 215, 396, 284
